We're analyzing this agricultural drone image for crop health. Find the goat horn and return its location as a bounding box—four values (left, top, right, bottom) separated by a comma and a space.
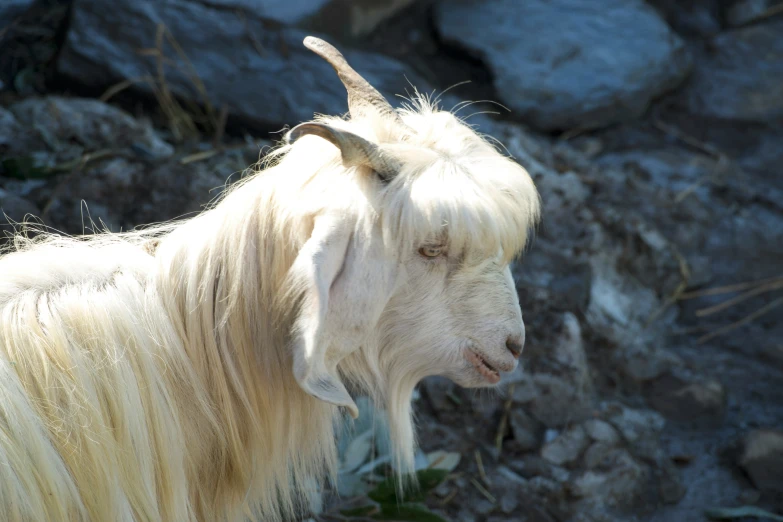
303, 36, 411, 131
287, 122, 400, 182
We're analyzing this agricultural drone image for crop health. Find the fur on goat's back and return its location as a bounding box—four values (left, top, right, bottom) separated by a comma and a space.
0, 181, 338, 522
0, 238, 197, 522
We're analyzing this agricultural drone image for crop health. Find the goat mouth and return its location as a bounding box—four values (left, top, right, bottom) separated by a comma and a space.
465, 350, 501, 384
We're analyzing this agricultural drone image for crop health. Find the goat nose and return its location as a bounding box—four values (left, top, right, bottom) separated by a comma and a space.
506, 334, 524, 359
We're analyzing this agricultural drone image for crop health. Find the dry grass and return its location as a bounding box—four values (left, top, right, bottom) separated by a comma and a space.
101, 23, 222, 144
677, 276, 783, 344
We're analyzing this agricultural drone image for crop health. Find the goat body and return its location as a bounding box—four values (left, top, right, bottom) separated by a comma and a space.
0, 37, 540, 521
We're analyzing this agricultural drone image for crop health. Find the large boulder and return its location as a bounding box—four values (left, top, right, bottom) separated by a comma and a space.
58, 0, 427, 131
433, 0, 691, 131
198, 0, 416, 38
678, 19, 783, 122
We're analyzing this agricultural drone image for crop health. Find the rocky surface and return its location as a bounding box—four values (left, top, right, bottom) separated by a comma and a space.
678, 19, 783, 122
726, 0, 783, 27
648, 0, 723, 37
2, 0, 783, 521
0, 0, 35, 27
434, 0, 692, 131
198, 0, 416, 38
0, 96, 267, 236
737, 429, 783, 497
58, 0, 428, 132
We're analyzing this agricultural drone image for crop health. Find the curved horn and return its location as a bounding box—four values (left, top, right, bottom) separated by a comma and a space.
303, 36, 411, 130
287, 122, 400, 182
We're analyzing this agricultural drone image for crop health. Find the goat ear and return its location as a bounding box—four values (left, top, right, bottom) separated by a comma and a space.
289, 213, 398, 419
287, 122, 400, 182
288, 214, 358, 418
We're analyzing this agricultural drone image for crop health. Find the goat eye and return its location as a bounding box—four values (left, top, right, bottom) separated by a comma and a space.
418, 246, 444, 258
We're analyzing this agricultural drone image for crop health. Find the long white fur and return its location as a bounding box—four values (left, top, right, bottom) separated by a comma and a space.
0, 95, 540, 521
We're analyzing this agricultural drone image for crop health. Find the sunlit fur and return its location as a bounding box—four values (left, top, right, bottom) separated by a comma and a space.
0, 96, 540, 522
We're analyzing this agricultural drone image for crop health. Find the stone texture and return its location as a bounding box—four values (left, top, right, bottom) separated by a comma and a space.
10, 97, 174, 161
305, 0, 417, 39
0, 0, 35, 27
541, 425, 589, 466
569, 449, 649, 508
203, 0, 416, 38
526, 373, 593, 429
648, 0, 723, 37
738, 429, 783, 495
203, 0, 331, 25
583, 442, 617, 470
583, 420, 621, 446
604, 403, 666, 461
58, 0, 428, 131
509, 408, 545, 451
646, 374, 727, 424
680, 20, 783, 122
434, 0, 691, 131
726, 0, 783, 27
0, 96, 269, 237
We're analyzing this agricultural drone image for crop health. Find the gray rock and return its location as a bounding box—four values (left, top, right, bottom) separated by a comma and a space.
583, 419, 621, 446
204, 0, 416, 38
737, 488, 762, 504
582, 442, 616, 470
726, 0, 783, 27
603, 402, 666, 461
508, 373, 537, 403
304, 0, 417, 39
509, 408, 545, 451
0, 107, 43, 159
434, 0, 691, 131
541, 425, 588, 466
569, 448, 649, 508
552, 312, 590, 381
645, 373, 726, 424
499, 490, 519, 514
737, 429, 783, 495
657, 460, 687, 505
0, 108, 23, 150
527, 373, 592, 429
620, 345, 684, 383
202, 0, 331, 25
10, 97, 174, 160
58, 0, 427, 131
763, 343, 783, 367
648, 0, 723, 37
474, 498, 496, 516
0, 0, 35, 27
680, 20, 783, 121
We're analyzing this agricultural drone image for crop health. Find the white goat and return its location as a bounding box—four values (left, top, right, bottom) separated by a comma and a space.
0, 37, 540, 522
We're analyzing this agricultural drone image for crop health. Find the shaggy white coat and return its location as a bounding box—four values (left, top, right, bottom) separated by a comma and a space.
0, 96, 540, 522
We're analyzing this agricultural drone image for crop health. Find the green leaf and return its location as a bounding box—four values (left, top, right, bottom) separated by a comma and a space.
367, 469, 449, 504
705, 506, 783, 521
372, 502, 449, 522
415, 469, 450, 495
367, 476, 398, 504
